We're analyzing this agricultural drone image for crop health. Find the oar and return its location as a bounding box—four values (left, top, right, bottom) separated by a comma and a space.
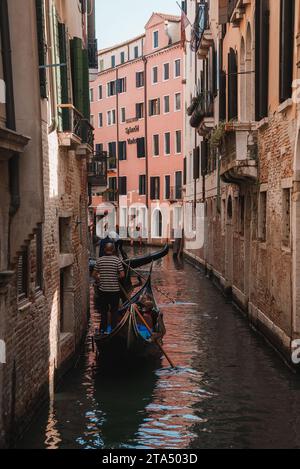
121, 260, 176, 304
119, 284, 176, 369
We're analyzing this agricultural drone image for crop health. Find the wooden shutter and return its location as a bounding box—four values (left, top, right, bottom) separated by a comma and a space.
255, 0, 269, 120
201, 140, 208, 176
58, 23, 69, 130
35, 0, 47, 98
70, 37, 84, 114
228, 48, 238, 120
219, 70, 227, 121
193, 146, 200, 180
175, 172, 182, 199
183, 157, 187, 185
119, 177, 127, 195
279, 0, 295, 103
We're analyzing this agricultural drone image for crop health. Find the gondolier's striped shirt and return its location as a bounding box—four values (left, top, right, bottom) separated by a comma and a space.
94, 255, 124, 292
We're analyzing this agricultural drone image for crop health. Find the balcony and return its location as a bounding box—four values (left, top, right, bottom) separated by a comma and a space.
228, 0, 250, 26
190, 91, 214, 135
88, 152, 107, 189
166, 186, 183, 203
57, 104, 94, 153
220, 122, 258, 184
197, 3, 213, 60
103, 189, 118, 203
88, 39, 98, 69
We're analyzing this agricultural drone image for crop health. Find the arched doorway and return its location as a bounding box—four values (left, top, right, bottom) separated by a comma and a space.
152, 209, 162, 238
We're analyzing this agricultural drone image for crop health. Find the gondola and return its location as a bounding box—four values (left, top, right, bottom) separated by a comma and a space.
94, 272, 166, 367
89, 244, 169, 272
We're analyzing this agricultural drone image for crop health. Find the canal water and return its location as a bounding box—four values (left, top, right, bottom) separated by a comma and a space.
17, 250, 300, 449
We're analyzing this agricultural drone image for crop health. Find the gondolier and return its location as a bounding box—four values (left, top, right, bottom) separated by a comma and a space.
93, 243, 125, 333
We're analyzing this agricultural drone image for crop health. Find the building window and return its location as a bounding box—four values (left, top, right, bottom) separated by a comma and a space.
117, 77, 126, 94
136, 102, 144, 119
153, 30, 159, 49
134, 46, 139, 59
175, 130, 182, 154
98, 85, 103, 100
119, 176, 127, 196
120, 51, 125, 64
118, 141, 127, 161
107, 81, 116, 97
136, 71, 144, 88
95, 143, 103, 154
164, 63, 170, 81
107, 110, 116, 126
99, 59, 104, 71
108, 142, 117, 169
108, 177, 117, 201
149, 98, 160, 116
255, 0, 270, 120
111, 55, 116, 68
152, 66, 158, 84
282, 188, 291, 247
279, 0, 295, 103
139, 175, 146, 195
228, 48, 238, 120
153, 134, 159, 156
258, 191, 267, 242
150, 177, 160, 200
164, 95, 170, 113
164, 132, 171, 155
239, 195, 245, 236
17, 248, 29, 301
137, 137, 145, 158
175, 171, 182, 199
175, 93, 181, 111
121, 107, 126, 123
35, 224, 43, 291
165, 175, 170, 199
98, 113, 103, 128
89, 88, 94, 102
174, 59, 181, 78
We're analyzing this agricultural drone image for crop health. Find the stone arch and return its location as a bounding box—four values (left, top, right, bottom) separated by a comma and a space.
152, 209, 163, 238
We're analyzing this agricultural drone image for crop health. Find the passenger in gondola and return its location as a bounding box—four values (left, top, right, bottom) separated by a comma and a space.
137, 295, 166, 338
93, 243, 125, 333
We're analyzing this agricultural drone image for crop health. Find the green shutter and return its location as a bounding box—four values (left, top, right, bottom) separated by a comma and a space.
58, 22, 70, 130
82, 48, 90, 120
70, 37, 84, 114
35, 0, 47, 98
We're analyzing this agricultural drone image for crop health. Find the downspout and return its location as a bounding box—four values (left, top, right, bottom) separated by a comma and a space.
0, 0, 19, 267
143, 56, 149, 209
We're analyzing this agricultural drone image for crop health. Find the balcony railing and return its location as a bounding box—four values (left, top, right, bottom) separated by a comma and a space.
57, 104, 94, 148
103, 189, 118, 202
88, 152, 107, 187
166, 186, 183, 202
88, 39, 98, 69
190, 91, 214, 128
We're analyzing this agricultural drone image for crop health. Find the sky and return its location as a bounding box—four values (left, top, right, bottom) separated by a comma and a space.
95, 0, 180, 50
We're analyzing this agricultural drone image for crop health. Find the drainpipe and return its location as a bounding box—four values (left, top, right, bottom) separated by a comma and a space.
0, 0, 20, 267
143, 56, 149, 240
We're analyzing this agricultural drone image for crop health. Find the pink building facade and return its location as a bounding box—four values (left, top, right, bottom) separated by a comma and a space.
90, 13, 185, 242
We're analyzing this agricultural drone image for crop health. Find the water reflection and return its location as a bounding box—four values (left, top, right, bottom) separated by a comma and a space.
16, 251, 300, 449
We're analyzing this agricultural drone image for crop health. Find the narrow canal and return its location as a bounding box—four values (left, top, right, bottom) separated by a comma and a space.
17, 250, 300, 449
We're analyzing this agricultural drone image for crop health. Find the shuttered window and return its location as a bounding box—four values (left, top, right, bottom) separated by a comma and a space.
150, 177, 160, 200
149, 98, 160, 116
35, 0, 47, 98
137, 137, 145, 158
165, 175, 171, 199
136, 71, 144, 88
255, 0, 269, 120
175, 172, 182, 200
193, 146, 200, 179
58, 22, 69, 130
183, 157, 187, 185
279, 0, 295, 103
17, 248, 29, 301
228, 48, 238, 120
219, 70, 227, 121
118, 141, 127, 160
119, 177, 127, 196
139, 175, 146, 195
70, 37, 84, 115
201, 140, 208, 176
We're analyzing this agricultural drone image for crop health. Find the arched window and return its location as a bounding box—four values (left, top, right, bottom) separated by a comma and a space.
228, 48, 238, 120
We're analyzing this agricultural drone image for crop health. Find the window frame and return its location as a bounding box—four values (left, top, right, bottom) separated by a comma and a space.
164, 132, 171, 156
174, 59, 181, 78
153, 30, 159, 49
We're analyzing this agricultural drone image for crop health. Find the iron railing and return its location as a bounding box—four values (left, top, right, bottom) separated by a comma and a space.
190, 91, 214, 128
88, 152, 107, 187
57, 104, 94, 147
